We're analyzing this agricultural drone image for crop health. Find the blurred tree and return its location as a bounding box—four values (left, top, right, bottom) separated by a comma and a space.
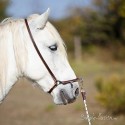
0, 0, 9, 21
53, 6, 111, 47
93, 0, 125, 44
52, 15, 85, 51
53, 0, 125, 51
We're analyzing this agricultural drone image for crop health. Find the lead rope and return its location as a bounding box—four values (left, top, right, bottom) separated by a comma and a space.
80, 81, 92, 125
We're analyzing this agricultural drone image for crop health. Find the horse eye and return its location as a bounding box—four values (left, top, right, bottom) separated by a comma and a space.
49, 44, 57, 51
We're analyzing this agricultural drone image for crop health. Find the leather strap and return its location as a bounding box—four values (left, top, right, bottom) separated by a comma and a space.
47, 78, 80, 93
25, 19, 57, 83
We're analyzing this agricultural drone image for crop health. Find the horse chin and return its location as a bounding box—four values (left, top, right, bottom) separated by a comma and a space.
54, 98, 76, 105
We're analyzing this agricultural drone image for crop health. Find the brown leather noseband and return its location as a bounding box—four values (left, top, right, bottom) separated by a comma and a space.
24, 19, 81, 94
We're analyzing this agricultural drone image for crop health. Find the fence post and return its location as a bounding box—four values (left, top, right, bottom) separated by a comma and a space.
74, 36, 82, 61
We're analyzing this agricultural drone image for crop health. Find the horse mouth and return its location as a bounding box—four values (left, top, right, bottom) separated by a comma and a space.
60, 90, 76, 105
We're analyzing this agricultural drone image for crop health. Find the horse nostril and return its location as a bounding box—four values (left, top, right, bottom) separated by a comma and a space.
75, 88, 79, 97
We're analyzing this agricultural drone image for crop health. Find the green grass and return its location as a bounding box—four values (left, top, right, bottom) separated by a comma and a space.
44, 104, 56, 112
74, 103, 84, 112
70, 58, 106, 78
69, 55, 125, 77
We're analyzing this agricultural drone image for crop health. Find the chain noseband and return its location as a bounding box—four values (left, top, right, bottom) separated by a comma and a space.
24, 19, 81, 93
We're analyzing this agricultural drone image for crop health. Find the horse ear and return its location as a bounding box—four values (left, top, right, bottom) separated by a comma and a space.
32, 8, 50, 29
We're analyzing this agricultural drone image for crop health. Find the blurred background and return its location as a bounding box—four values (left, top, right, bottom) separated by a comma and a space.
0, 0, 125, 125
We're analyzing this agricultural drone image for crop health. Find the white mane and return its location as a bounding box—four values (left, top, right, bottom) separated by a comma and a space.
0, 17, 27, 98
0, 14, 67, 100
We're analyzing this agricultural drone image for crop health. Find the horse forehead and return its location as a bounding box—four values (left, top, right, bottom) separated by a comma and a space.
44, 22, 62, 43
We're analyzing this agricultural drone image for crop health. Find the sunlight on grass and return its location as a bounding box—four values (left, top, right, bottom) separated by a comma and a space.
69, 56, 125, 77
74, 104, 84, 112
69, 58, 105, 76
44, 104, 56, 112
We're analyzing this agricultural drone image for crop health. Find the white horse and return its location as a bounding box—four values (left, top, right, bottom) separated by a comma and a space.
0, 9, 79, 105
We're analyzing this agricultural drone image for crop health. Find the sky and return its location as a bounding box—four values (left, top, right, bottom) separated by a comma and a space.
7, 0, 91, 20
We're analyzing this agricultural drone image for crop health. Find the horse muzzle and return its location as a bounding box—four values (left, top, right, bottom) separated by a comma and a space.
52, 82, 80, 105
60, 89, 77, 105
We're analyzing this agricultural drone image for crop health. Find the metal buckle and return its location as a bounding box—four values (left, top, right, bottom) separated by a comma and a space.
56, 81, 61, 85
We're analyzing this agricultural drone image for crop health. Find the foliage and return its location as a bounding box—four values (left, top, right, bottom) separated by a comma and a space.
52, 16, 85, 51
111, 43, 125, 61
53, 0, 125, 53
0, 0, 8, 21
95, 74, 125, 115
93, 0, 125, 44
